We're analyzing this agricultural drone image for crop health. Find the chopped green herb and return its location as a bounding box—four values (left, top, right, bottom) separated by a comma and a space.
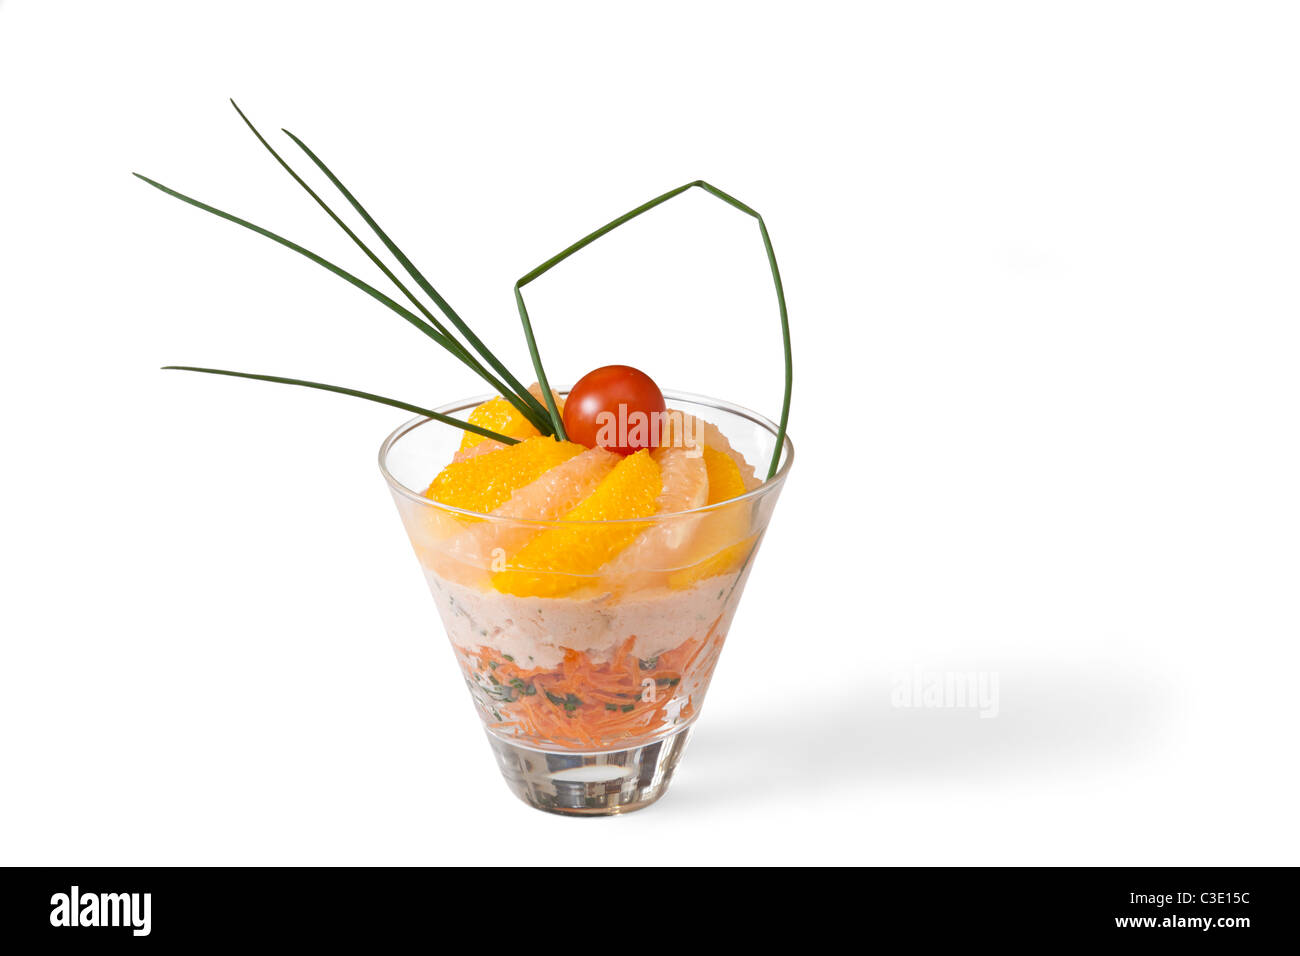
544, 690, 583, 713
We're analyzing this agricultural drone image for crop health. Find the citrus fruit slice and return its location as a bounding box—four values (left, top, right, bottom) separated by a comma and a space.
668, 446, 753, 588
601, 446, 709, 582
654, 446, 712, 515
440, 445, 621, 578
492, 449, 662, 597
456, 395, 539, 453
454, 385, 566, 461
452, 438, 508, 463
425, 435, 585, 514
701, 444, 748, 503
658, 410, 761, 491
492, 446, 621, 521
668, 532, 757, 589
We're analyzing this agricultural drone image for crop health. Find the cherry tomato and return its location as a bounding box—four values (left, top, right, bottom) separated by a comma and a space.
563, 365, 666, 455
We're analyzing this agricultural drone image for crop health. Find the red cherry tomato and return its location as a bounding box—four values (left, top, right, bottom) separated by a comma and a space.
563, 365, 666, 455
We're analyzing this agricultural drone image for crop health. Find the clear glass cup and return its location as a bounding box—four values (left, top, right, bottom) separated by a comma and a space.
380, 391, 793, 814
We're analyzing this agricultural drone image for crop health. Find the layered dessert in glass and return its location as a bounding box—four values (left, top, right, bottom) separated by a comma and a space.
382, 390, 792, 814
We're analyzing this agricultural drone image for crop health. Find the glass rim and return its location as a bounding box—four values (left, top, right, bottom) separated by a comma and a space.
378, 388, 794, 526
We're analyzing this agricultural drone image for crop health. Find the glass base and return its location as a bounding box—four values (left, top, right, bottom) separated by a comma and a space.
487, 726, 693, 816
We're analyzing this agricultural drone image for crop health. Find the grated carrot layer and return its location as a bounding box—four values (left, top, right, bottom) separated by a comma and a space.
459, 615, 727, 750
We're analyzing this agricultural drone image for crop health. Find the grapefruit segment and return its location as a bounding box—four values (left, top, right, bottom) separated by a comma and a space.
653, 446, 711, 515
659, 410, 761, 491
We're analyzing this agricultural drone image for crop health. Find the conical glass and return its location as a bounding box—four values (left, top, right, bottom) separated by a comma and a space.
380, 391, 793, 815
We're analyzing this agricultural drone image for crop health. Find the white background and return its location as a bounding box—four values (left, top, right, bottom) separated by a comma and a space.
2, 0, 1297, 865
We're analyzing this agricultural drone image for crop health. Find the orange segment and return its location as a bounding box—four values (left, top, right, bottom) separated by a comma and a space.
669, 534, 758, 588
492, 450, 662, 597
701, 445, 747, 504
455, 385, 565, 454
425, 436, 585, 514
668, 517, 755, 588
457, 396, 540, 452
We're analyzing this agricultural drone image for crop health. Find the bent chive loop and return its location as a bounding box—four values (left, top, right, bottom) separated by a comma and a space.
161, 367, 521, 445
513, 181, 791, 476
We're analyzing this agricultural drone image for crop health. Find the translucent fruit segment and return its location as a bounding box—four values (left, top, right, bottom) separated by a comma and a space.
668, 532, 757, 588
492, 450, 662, 597
652, 446, 711, 515
659, 411, 761, 491
452, 439, 509, 463
425, 436, 585, 514
668, 446, 753, 588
